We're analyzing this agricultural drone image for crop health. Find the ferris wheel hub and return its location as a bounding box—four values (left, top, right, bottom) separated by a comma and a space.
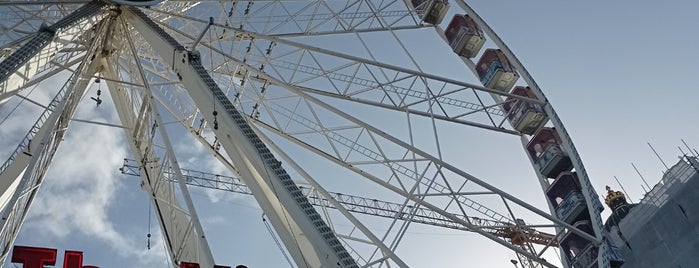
109, 0, 164, 6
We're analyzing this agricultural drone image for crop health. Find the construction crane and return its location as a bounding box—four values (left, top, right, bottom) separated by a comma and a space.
119, 159, 559, 255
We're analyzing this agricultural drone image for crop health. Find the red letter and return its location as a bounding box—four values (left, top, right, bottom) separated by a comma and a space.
63, 250, 99, 268
11, 246, 56, 268
63, 250, 83, 268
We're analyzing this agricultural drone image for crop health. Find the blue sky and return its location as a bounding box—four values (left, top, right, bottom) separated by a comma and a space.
1, 1, 699, 267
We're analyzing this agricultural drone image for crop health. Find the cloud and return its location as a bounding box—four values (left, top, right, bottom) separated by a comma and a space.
171, 129, 245, 205
202, 215, 226, 225
24, 118, 168, 265
8, 86, 170, 266
1, 73, 241, 267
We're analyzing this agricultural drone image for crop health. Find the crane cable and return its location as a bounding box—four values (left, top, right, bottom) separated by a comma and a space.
262, 215, 296, 268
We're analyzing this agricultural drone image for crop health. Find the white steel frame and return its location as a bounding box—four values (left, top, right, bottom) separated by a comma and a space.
0, 1, 613, 268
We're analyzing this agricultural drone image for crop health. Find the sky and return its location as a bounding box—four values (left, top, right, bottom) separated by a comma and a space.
1, 1, 699, 268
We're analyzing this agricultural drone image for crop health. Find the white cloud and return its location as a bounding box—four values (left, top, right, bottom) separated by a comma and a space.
202, 215, 226, 225
24, 119, 168, 265
2, 83, 172, 267
170, 128, 246, 205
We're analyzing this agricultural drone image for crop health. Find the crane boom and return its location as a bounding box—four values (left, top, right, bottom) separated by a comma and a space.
119, 159, 558, 247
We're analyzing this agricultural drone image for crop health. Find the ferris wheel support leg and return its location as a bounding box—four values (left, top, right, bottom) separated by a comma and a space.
97, 17, 216, 267
122, 7, 360, 268
0, 1, 105, 105
100, 54, 215, 268
0, 27, 106, 265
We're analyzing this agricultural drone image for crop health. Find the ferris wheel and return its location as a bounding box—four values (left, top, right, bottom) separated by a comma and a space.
0, 1, 624, 267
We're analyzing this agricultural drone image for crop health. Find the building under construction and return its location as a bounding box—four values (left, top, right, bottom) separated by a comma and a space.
604, 156, 699, 267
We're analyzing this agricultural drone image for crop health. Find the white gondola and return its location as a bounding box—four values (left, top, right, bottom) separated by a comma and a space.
475, 49, 518, 91
546, 172, 587, 224
503, 86, 548, 135
411, 0, 449, 25
444, 14, 485, 58
561, 221, 598, 268
526, 127, 573, 178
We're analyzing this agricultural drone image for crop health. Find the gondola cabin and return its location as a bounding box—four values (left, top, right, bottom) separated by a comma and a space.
560, 221, 598, 268
526, 127, 573, 178
475, 49, 518, 91
444, 14, 485, 58
411, 0, 449, 25
546, 172, 587, 224
502, 86, 548, 135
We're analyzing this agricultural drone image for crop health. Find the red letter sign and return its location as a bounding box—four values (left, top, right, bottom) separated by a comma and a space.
11, 246, 57, 268
12, 245, 235, 268
63, 250, 99, 268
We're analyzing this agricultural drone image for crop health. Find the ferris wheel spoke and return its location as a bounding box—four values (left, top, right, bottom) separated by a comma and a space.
250, 95, 511, 222
0, 3, 83, 45
0, 2, 107, 105
0, 30, 94, 104
211, 66, 518, 228
145, 88, 548, 268
133, 84, 565, 268
141, 36, 564, 254
246, 88, 490, 210
147, 0, 422, 37
252, 114, 561, 267
148, 19, 538, 136
154, 13, 529, 100
246, 75, 600, 241
251, 123, 409, 267
122, 131, 561, 267
136, 2, 598, 266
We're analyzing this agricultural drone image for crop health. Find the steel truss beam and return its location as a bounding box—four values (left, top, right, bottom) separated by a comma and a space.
99, 16, 215, 267
0, 1, 613, 267
0, 1, 106, 105
115, 7, 576, 266
127, 52, 563, 267
144, 6, 536, 135
119, 158, 559, 247
0, 11, 109, 265
142, 79, 409, 266
123, 6, 362, 268
161, 18, 594, 241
